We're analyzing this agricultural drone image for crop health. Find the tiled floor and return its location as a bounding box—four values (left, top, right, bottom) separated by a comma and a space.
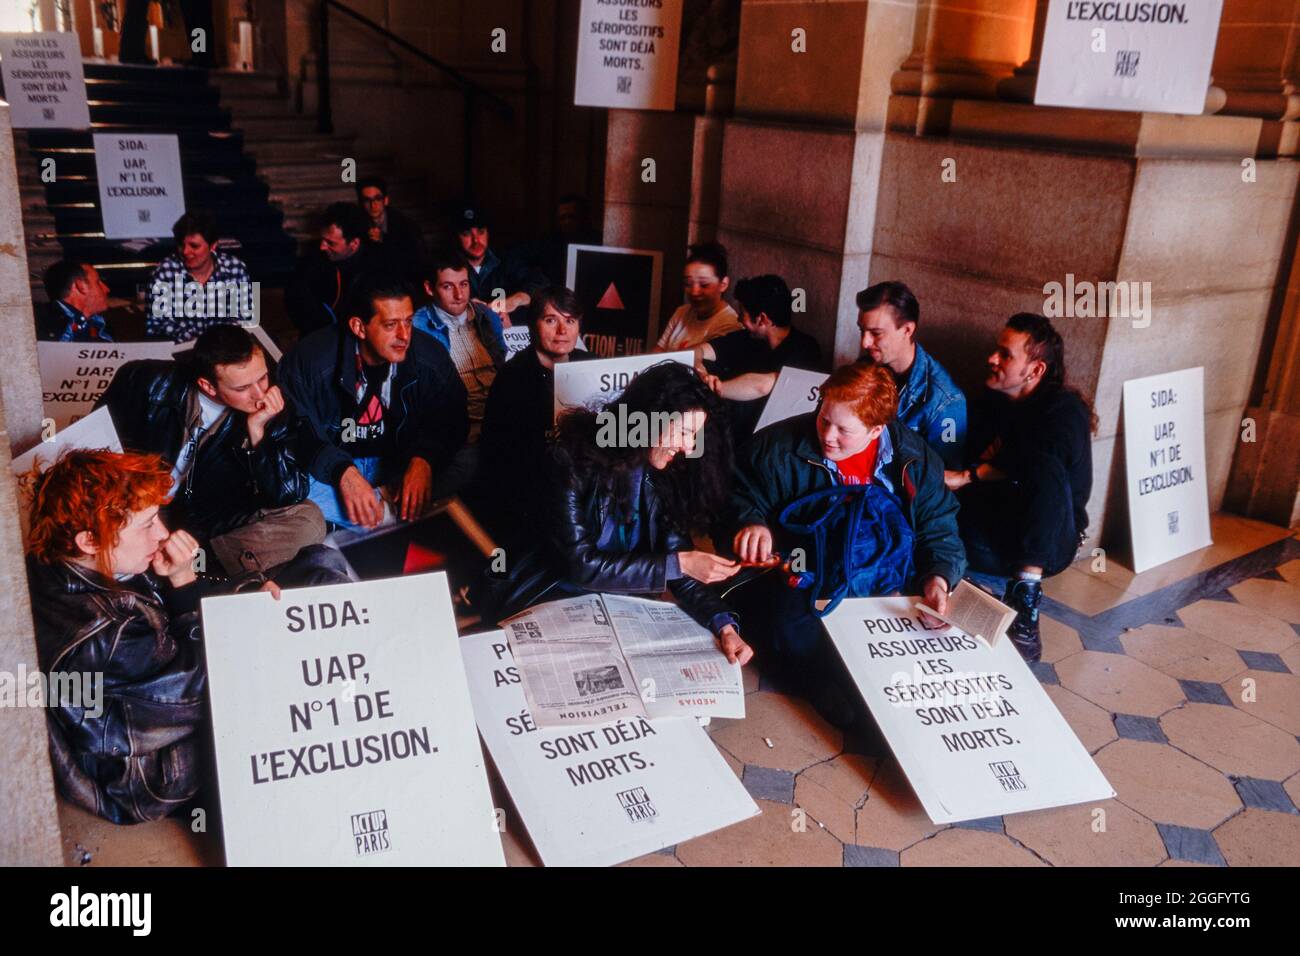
59, 514, 1300, 867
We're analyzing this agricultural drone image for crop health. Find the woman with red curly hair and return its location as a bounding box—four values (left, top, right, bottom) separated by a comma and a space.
25, 448, 349, 824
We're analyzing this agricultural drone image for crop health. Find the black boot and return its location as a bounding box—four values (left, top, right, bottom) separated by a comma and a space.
1002, 578, 1043, 663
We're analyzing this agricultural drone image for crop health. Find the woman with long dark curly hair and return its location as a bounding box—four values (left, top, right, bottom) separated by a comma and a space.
479, 361, 753, 665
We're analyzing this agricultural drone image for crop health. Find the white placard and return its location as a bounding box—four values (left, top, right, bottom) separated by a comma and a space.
1034, 0, 1223, 115
462, 631, 758, 866
201, 573, 505, 867
821, 597, 1114, 823
172, 320, 282, 363
93, 133, 186, 239
753, 366, 829, 433
553, 350, 692, 421
1121, 366, 1212, 573
574, 0, 683, 111
37, 340, 176, 432
0, 32, 90, 129
503, 325, 532, 357
10, 407, 121, 543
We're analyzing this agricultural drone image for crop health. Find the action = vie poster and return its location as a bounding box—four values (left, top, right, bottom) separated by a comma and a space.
566, 243, 662, 357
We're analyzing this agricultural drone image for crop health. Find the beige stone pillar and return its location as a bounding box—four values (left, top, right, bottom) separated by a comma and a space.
0, 103, 64, 867
892, 0, 1038, 101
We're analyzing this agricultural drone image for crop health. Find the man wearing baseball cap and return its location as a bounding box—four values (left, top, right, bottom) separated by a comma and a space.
455, 205, 545, 326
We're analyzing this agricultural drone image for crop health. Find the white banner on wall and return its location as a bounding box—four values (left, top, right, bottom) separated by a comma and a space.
1121, 366, 1212, 573
754, 366, 828, 433
201, 573, 505, 866
0, 31, 90, 129
37, 340, 176, 432
462, 631, 758, 866
574, 0, 683, 111
1034, 0, 1224, 115
553, 350, 692, 420
821, 597, 1114, 824
93, 132, 186, 239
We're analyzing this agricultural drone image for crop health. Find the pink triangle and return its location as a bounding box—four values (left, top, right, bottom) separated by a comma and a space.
596, 282, 625, 310
403, 541, 445, 574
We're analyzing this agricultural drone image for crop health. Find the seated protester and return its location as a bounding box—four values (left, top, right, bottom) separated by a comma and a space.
146, 209, 253, 342
357, 175, 424, 280
478, 362, 754, 667
857, 281, 966, 469
653, 241, 742, 353
696, 273, 824, 437
25, 449, 349, 824
285, 202, 380, 335
40, 260, 114, 342
728, 363, 965, 727
98, 324, 323, 574
476, 286, 597, 541
527, 193, 602, 287
944, 313, 1095, 663
279, 276, 470, 531
413, 250, 507, 445
456, 205, 545, 325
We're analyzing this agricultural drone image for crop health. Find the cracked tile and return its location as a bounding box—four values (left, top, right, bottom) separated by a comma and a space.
1005, 798, 1164, 866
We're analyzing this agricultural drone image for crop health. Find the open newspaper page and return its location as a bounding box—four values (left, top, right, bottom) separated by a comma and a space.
602, 594, 746, 720
914, 580, 1017, 648
503, 594, 647, 727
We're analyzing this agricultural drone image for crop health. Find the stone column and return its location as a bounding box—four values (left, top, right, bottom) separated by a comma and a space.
0, 103, 63, 867
892, 0, 1038, 102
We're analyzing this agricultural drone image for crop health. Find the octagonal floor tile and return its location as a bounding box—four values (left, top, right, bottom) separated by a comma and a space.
1218, 669, 1300, 735
1004, 798, 1165, 866
1094, 738, 1241, 829
1056, 651, 1185, 717
675, 798, 842, 867
1213, 809, 1300, 867
1161, 703, 1300, 780
1228, 578, 1300, 625
1040, 614, 1084, 664
1044, 683, 1117, 753
793, 753, 878, 845
900, 827, 1045, 866
1177, 600, 1295, 654
854, 758, 943, 851
708, 691, 843, 772
1119, 623, 1249, 684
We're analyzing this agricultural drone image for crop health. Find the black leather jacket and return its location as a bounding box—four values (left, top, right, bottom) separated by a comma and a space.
27, 557, 209, 825
98, 359, 310, 540
479, 448, 735, 634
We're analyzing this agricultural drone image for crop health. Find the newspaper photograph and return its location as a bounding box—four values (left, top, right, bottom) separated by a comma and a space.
503, 593, 745, 727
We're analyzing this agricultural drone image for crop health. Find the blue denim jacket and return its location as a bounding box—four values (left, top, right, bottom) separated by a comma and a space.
896, 342, 966, 469
412, 300, 508, 368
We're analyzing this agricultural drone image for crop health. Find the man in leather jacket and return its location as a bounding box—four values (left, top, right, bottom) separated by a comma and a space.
98, 324, 323, 574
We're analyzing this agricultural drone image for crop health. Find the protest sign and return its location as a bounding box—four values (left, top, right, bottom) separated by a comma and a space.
821, 596, 1114, 823
553, 350, 692, 420
753, 366, 828, 433
201, 573, 505, 866
462, 631, 758, 866
574, 0, 683, 111
173, 320, 281, 363
1034, 0, 1224, 114
566, 244, 662, 356
93, 133, 186, 239
503, 325, 532, 357
38, 340, 176, 432
10, 407, 121, 542
0, 31, 90, 128
1121, 366, 1212, 572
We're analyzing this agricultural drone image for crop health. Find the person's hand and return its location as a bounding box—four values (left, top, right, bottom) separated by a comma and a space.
678, 550, 741, 583
246, 385, 286, 447
917, 575, 950, 628
698, 370, 723, 395
260, 579, 282, 600
152, 528, 201, 588
732, 524, 773, 564
339, 465, 384, 528
943, 469, 970, 491
400, 456, 434, 521
716, 624, 754, 666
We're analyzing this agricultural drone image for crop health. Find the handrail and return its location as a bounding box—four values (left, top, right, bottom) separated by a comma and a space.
317, 0, 514, 198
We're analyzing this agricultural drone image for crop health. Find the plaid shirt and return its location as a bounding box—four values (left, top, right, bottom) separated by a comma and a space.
145, 250, 253, 342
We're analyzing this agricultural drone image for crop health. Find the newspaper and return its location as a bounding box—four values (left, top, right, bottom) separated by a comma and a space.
503, 593, 746, 727
913, 580, 1017, 648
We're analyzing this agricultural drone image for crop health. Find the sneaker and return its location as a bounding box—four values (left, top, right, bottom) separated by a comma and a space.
1002, 578, 1043, 663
